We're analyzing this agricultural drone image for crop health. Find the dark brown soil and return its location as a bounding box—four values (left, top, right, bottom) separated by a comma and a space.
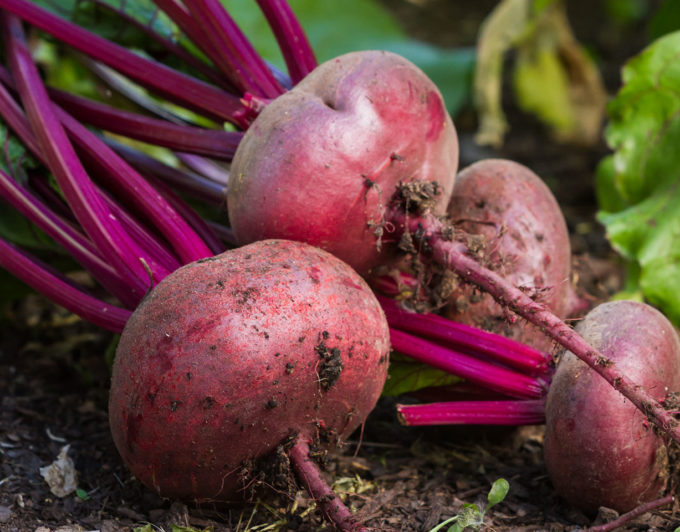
1, 1, 679, 531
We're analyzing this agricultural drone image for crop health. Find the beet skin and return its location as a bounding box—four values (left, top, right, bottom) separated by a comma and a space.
228, 50, 459, 276
109, 240, 390, 503
544, 300, 680, 513
445, 159, 581, 351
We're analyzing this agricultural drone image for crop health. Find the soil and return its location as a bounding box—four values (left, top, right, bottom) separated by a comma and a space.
1, 1, 679, 531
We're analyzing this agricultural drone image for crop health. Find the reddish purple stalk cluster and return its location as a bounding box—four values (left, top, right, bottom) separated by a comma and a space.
0, 0, 548, 434
0, 2, 534, 529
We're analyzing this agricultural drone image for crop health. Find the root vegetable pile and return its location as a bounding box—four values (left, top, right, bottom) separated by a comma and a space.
0, 0, 679, 528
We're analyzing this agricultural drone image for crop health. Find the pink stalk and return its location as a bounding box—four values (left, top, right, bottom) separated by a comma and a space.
397, 399, 546, 426
51, 89, 242, 160
255, 0, 318, 83
96, 192, 179, 280
392, 209, 680, 443
0, 168, 139, 307
288, 439, 369, 532
148, 177, 227, 256
0, 237, 130, 332
380, 295, 552, 376
0, 0, 245, 124
5, 14, 150, 300
182, 0, 284, 98
57, 109, 214, 263
205, 221, 238, 248
86, 0, 232, 90
391, 329, 548, 399
107, 140, 227, 205
175, 153, 230, 186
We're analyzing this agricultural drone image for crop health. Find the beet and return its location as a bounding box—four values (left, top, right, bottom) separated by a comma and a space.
108, 239, 389, 516
544, 300, 680, 513
228, 50, 459, 276
445, 159, 582, 351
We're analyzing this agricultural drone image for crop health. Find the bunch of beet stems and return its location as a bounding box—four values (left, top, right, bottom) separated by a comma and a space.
0, 0, 678, 470
0, 4, 548, 530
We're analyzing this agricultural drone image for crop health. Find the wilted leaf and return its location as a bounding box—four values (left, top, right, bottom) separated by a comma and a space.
474, 0, 606, 146
40, 445, 78, 498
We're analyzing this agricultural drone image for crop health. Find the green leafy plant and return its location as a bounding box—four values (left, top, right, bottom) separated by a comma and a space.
596, 30, 680, 326
428, 478, 510, 532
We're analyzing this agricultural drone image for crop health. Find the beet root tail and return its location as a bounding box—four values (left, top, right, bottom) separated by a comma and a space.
288, 439, 369, 532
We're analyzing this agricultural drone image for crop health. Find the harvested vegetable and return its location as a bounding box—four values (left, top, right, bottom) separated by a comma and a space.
445, 159, 584, 351
228, 49, 459, 275
109, 239, 389, 530
544, 300, 680, 513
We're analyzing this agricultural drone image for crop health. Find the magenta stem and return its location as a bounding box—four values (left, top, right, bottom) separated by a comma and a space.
86, 0, 232, 90
182, 0, 284, 98
393, 209, 680, 443
51, 89, 242, 160
380, 295, 552, 376
0, 168, 139, 308
390, 329, 548, 399
255, 0, 317, 83
0, 0, 245, 124
175, 153, 230, 186
0, 237, 130, 332
148, 177, 227, 256
5, 14, 150, 300
288, 439, 369, 532
107, 140, 228, 205
57, 109, 214, 264
397, 399, 546, 426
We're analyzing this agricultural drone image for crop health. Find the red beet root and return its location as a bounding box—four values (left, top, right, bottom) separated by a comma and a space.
445, 159, 582, 351
228, 50, 459, 276
544, 300, 680, 513
109, 240, 389, 523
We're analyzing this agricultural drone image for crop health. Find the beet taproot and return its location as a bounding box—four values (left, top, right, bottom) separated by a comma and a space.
544, 300, 680, 513
108, 239, 390, 506
228, 50, 459, 276
445, 159, 583, 351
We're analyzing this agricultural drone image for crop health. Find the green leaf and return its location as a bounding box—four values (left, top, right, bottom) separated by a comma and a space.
605, 31, 680, 204
486, 478, 510, 509
648, 0, 680, 40
75, 488, 90, 501
382, 354, 461, 397
32, 0, 178, 48
598, 31, 680, 326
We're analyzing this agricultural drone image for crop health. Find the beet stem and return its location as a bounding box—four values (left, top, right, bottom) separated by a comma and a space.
396, 210, 680, 443
0, 0, 244, 124
0, 237, 131, 332
182, 0, 285, 98
582, 494, 674, 532
255, 0, 318, 83
397, 399, 546, 426
5, 14, 151, 299
51, 89, 243, 160
379, 295, 552, 376
391, 328, 548, 399
288, 439, 369, 532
